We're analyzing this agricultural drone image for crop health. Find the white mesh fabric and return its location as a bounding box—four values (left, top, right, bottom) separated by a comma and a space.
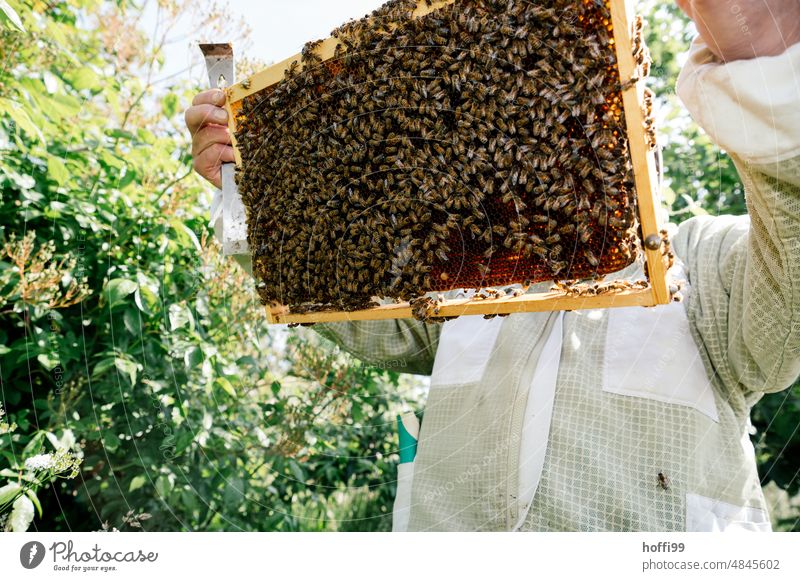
310, 152, 799, 530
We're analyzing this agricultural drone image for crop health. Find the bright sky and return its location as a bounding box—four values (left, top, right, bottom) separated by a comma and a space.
232, 0, 386, 62
149, 1, 387, 89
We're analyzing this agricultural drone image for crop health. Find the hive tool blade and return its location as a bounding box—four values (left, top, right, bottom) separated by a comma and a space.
199, 43, 249, 258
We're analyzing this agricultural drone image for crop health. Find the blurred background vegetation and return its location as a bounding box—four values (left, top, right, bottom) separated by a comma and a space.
0, 0, 797, 532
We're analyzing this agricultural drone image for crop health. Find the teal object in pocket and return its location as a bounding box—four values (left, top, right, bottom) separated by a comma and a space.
397, 413, 419, 464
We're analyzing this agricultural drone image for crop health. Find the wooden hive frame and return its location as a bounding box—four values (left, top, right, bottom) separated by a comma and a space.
223, 0, 671, 325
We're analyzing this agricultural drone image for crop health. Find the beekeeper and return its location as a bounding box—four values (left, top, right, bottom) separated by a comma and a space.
185, 0, 800, 531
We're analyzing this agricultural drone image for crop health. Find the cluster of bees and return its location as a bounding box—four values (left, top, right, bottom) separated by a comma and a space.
632, 14, 658, 151
235, 0, 651, 318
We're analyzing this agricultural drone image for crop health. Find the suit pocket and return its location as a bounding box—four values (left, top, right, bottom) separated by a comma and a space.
603, 291, 719, 423
430, 314, 505, 387
686, 493, 771, 532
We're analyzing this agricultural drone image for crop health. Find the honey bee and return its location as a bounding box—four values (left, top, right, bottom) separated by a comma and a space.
577, 222, 593, 243
641, 59, 651, 78
285, 60, 300, 79
546, 233, 561, 245
550, 261, 568, 276
620, 76, 640, 92
558, 223, 576, 236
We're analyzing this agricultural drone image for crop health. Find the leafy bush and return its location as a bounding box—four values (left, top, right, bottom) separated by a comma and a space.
0, 0, 422, 532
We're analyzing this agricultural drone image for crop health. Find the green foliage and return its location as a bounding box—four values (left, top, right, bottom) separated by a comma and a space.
0, 416, 82, 532
0, 0, 25, 32
642, 0, 746, 219
0, 0, 420, 532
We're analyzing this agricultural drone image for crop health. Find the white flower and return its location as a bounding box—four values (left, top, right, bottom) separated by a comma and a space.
24, 454, 55, 471
9, 495, 35, 532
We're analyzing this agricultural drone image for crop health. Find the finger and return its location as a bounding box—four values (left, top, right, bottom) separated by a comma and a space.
184, 103, 228, 135
192, 124, 232, 158
192, 89, 226, 107
674, 0, 693, 18
200, 167, 221, 190
193, 144, 235, 187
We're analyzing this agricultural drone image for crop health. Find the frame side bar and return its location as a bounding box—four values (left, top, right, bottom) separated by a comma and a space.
609, 0, 670, 305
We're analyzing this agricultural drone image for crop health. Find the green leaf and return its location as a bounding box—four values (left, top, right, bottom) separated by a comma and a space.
162, 93, 180, 118
37, 91, 82, 123
118, 168, 137, 189
155, 474, 174, 497
168, 303, 193, 331
129, 475, 147, 492
21, 431, 45, 456
104, 278, 138, 308
37, 352, 60, 371
0, 97, 42, 142
100, 150, 125, 170
122, 308, 140, 336
48, 157, 69, 186
105, 128, 136, 141
114, 357, 138, 385
183, 346, 203, 369
0, 482, 22, 505
216, 377, 236, 397
64, 67, 99, 92
25, 488, 42, 518
174, 431, 194, 455
91, 357, 116, 380
102, 431, 120, 452
222, 477, 244, 507
288, 460, 305, 483
0, 0, 25, 32
171, 220, 202, 253
134, 284, 157, 315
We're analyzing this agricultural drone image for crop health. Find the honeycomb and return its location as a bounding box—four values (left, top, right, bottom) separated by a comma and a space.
234, 0, 649, 318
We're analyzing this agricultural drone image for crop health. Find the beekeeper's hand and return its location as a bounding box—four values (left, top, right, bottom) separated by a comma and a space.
185, 89, 235, 189
676, 0, 800, 62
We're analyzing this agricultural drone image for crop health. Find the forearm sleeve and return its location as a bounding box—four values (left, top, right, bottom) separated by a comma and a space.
315, 319, 441, 376
674, 38, 800, 394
